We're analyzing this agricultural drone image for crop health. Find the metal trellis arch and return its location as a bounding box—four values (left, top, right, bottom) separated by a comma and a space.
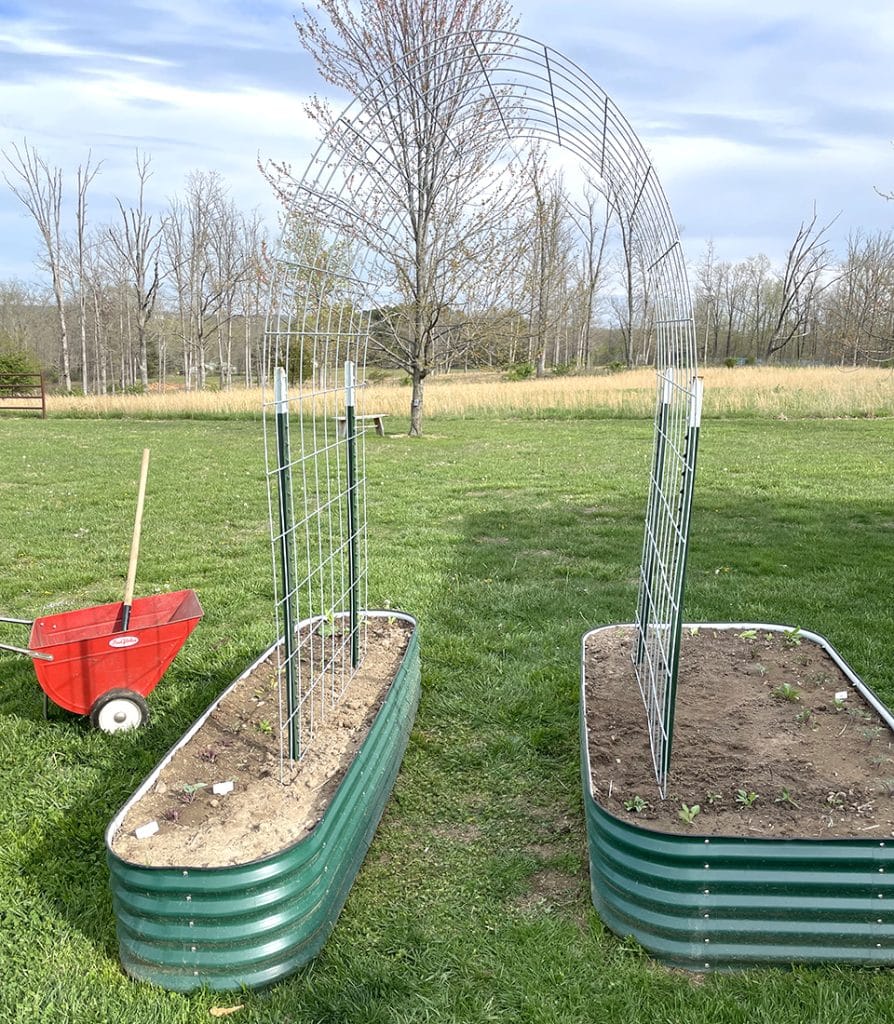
263, 30, 702, 797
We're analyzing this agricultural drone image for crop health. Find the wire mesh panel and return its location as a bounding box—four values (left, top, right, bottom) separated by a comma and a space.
262, 260, 370, 768
634, 372, 703, 796
263, 30, 701, 791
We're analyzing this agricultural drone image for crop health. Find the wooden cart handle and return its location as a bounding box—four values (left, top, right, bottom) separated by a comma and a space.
121, 448, 150, 630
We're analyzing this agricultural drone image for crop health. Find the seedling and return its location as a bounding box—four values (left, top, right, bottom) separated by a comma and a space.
784, 627, 802, 647
796, 708, 813, 726
198, 746, 218, 764
826, 791, 845, 809
774, 788, 799, 808
624, 795, 648, 813
738, 629, 757, 640
257, 719, 273, 734
773, 682, 800, 702
706, 790, 723, 805
735, 789, 759, 807
678, 803, 701, 825
177, 782, 208, 804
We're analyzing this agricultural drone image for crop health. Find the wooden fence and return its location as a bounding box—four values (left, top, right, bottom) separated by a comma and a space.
0, 373, 46, 418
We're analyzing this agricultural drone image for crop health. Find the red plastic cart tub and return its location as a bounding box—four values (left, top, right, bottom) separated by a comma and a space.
29, 589, 203, 716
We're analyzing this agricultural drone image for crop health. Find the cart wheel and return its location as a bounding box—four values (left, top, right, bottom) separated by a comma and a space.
90, 689, 149, 733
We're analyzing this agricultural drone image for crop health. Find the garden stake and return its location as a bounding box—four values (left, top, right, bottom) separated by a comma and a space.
345, 360, 360, 669
274, 367, 299, 759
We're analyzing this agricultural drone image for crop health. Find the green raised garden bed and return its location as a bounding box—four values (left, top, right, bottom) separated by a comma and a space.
581, 622, 894, 970
105, 611, 420, 992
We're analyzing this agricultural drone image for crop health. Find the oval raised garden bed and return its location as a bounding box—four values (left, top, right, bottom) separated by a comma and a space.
105, 610, 419, 992
581, 622, 894, 970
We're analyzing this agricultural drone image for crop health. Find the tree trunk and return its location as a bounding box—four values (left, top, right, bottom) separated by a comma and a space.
409, 369, 425, 437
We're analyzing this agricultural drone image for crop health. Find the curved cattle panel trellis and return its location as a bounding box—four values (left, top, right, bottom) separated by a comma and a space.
263, 31, 702, 796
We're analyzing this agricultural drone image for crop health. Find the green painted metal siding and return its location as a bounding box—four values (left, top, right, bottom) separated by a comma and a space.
580, 625, 894, 971
106, 615, 420, 992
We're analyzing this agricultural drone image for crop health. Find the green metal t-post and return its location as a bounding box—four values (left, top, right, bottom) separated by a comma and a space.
274, 367, 299, 760
345, 360, 360, 669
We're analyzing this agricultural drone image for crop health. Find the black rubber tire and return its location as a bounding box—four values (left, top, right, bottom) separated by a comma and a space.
89, 688, 150, 732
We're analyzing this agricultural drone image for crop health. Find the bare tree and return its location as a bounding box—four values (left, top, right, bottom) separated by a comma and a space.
71, 153, 102, 393
765, 208, 838, 359
2, 140, 72, 391
275, 0, 518, 435
106, 152, 164, 390
568, 182, 610, 368
524, 167, 574, 376
825, 230, 894, 365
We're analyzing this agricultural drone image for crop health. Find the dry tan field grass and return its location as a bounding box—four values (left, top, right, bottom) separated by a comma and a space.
46, 365, 892, 421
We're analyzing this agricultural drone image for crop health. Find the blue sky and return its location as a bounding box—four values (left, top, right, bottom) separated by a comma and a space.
1, 0, 893, 283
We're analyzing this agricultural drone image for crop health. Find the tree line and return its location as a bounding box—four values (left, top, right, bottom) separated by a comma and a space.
3, 138, 891, 397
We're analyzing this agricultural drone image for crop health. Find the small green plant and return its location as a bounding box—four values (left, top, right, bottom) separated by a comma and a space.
678, 803, 701, 825
796, 707, 813, 726
706, 790, 723, 805
738, 629, 757, 639
826, 791, 845, 809
833, 697, 847, 711
773, 682, 800, 702
257, 719, 273, 734
774, 788, 800, 808
623, 795, 648, 813
177, 782, 208, 804
784, 627, 803, 646
735, 788, 759, 807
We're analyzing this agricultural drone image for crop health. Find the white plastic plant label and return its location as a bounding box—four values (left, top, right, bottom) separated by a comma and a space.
135, 820, 159, 840
212, 781, 234, 796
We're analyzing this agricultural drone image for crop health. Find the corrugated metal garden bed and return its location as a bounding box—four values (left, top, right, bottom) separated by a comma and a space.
105, 611, 420, 992
581, 622, 894, 970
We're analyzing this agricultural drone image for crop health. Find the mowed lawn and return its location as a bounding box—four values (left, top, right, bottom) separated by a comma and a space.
0, 413, 892, 1024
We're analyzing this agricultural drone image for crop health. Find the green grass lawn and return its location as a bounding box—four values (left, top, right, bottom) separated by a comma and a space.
0, 414, 892, 1023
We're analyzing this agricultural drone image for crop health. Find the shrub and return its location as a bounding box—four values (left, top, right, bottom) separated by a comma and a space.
506, 361, 534, 381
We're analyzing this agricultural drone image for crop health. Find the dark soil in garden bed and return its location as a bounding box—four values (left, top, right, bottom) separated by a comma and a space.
585, 626, 894, 839
111, 617, 412, 867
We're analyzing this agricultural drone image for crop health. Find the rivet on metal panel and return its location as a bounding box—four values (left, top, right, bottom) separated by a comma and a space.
704, 889, 710, 895
703, 913, 710, 919
704, 839, 709, 844
189, 921, 194, 927
191, 946, 196, 952
182, 870, 189, 877
704, 938, 710, 943
185, 894, 192, 902
704, 963, 710, 969
704, 863, 710, 869
880, 868, 885, 873
879, 919, 884, 924
879, 894, 885, 899
878, 944, 883, 949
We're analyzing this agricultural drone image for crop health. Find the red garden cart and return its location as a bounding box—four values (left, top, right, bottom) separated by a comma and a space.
0, 448, 203, 732
0, 589, 203, 731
